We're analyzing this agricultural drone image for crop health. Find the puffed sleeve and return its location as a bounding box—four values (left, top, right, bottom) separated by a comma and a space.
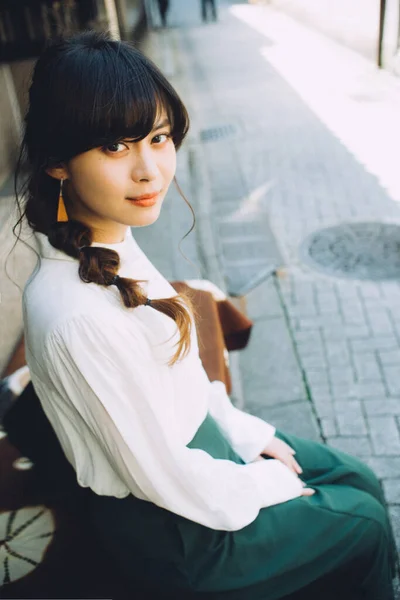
208, 381, 276, 463
44, 313, 303, 531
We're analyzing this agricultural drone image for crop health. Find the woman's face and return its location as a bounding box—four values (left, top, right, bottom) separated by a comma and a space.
55, 113, 176, 242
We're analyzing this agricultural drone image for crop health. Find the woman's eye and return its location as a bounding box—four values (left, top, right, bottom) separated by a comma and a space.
104, 142, 127, 154
152, 133, 171, 144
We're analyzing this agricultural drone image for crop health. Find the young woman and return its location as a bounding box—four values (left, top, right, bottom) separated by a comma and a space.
17, 32, 396, 599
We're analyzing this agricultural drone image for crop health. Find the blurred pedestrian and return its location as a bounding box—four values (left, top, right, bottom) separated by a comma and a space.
156, 0, 170, 27
201, 0, 218, 22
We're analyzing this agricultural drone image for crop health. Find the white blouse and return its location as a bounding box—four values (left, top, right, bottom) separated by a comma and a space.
22, 227, 303, 531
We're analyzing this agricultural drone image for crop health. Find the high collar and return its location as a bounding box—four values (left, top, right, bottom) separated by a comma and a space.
34, 227, 142, 264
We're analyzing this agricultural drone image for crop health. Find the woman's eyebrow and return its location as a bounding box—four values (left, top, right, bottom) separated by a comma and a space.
153, 118, 171, 131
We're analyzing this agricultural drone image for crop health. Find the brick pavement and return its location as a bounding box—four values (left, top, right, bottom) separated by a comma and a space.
148, 0, 400, 578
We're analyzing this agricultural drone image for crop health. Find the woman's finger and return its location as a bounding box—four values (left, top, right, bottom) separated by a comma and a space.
283, 457, 300, 475
284, 441, 296, 455
275, 452, 303, 476
282, 454, 302, 474
292, 458, 303, 474
281, 440, 296, 455
301, 488, 315, 496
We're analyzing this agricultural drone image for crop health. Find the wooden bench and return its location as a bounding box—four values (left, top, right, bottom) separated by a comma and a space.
0, 281, 252, 598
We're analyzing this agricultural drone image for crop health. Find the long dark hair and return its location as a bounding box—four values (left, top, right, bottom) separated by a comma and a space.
14, 31, 194, 365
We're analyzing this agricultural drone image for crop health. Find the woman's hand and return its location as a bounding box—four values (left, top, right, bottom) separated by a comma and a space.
257, 437, 315, 496
261, 437, 302, 475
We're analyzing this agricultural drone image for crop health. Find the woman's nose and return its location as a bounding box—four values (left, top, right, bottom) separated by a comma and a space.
131, 149, 158, 183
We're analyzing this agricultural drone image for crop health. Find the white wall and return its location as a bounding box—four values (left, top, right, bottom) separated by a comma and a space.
267, 0, 381, 62
382, 0, 400, 73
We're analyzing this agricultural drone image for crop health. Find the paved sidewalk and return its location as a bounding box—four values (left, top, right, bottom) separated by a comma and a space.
143, 0, 400, 577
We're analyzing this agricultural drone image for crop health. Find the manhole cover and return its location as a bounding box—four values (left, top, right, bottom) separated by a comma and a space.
300, 222, 400, 280
200, 124, 237, 142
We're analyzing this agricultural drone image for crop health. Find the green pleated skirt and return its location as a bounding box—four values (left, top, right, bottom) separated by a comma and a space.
88, 414, 397, 600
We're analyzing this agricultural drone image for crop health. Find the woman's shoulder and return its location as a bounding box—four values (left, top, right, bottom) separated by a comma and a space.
23, 260, 123, 341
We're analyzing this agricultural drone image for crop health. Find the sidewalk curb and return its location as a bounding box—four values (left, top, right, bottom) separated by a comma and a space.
144, 28, 246, 408
187, 139, 247, 410
169, 29, 247, 410
177, 38, 247, 410
186, 141, 226, 291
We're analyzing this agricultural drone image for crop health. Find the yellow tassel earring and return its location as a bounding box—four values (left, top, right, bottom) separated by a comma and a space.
57, 178, 68, 223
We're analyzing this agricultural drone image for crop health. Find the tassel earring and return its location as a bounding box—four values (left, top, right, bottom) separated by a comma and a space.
57, 179, 68, 223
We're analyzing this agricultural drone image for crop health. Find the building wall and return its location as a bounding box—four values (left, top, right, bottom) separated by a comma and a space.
10, 60, 35, 120
0, 62, 33, 376
0, 65, 21, 187
0, 199, 39, 377
266, 0, 381, 63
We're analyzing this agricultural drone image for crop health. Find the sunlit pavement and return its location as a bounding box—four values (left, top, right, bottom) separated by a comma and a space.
142, 0, 400, 572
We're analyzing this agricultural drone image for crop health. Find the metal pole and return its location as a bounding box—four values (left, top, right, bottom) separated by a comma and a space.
377, 0, 387, 67
113, 0, 128, 39
104, 0, 121, 39
143, 0, 155, 30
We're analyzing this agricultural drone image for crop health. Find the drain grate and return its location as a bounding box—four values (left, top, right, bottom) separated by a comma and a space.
200, 124, 237, 142
300, 222, 400, 280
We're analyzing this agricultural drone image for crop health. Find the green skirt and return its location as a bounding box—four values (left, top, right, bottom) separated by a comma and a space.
88, 414, 396, 600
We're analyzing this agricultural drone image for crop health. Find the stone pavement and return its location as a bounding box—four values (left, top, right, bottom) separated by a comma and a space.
142, 0, 400, 575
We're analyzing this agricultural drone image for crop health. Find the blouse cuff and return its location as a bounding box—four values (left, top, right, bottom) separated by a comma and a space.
253, 458, 304, 507
209, 380, 276, 463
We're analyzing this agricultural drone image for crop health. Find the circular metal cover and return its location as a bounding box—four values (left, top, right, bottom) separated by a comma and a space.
300, 222, 400, 280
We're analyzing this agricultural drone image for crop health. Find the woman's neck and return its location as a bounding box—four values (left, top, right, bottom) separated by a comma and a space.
92, 228, 128, 244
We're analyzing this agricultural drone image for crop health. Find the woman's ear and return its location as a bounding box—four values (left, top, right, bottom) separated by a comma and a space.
45, 166, 68, 181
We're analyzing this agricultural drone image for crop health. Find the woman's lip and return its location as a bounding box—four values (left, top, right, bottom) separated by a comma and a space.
128, 192, 160, 201
127, 194, 159, 207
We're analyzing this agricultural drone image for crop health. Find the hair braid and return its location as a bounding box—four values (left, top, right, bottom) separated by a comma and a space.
47, 220, 194, 365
